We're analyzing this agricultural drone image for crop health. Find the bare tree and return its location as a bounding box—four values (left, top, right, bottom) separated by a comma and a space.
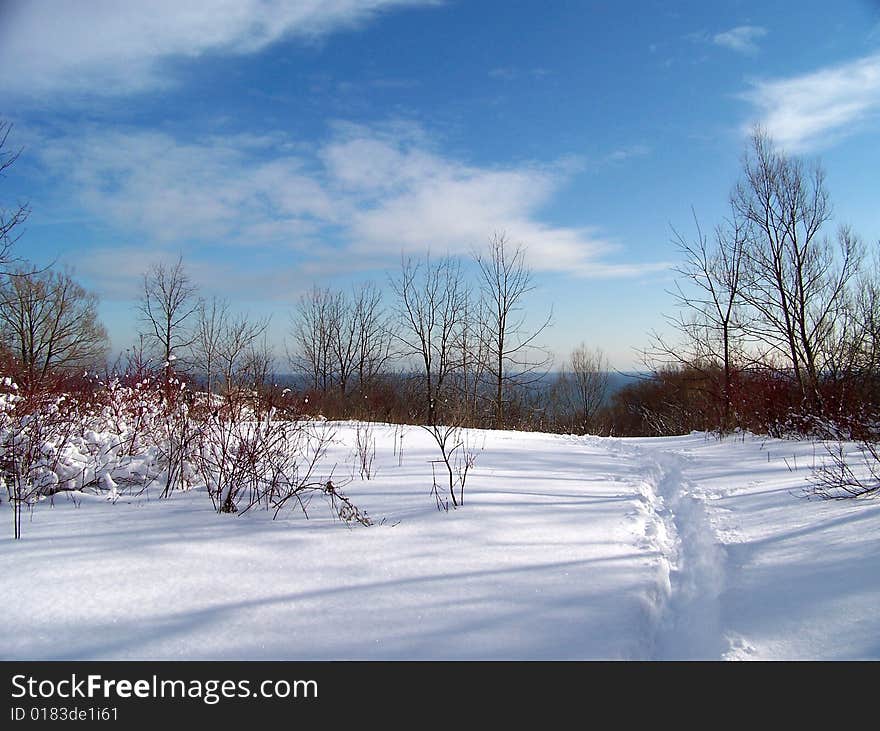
558, 343, 609, 435
190, 297, 270, 399
391, 254, 468, 427
191, 296, 228, 397
0, 268, 108, 391
0, 121, 30, 273
289, 286, 336, 393
733, 130, 862, 411
391, 253, 474, 507
215, 311, 271, 397
242, 330, 275, 391
474, 232, 552, 429
351, 282, 394, 393
649, 211, 749, 430
854, 254, 880, 378
289, 282, 393, 402
455, 290, 491, 424
137, 256, 199, 377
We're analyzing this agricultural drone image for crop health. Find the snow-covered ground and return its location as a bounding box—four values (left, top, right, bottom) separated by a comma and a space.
2, 424, 878, 660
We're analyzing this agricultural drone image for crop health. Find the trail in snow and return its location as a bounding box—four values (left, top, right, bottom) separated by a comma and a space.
4, 426, 878, 659
618, 441, 729, 659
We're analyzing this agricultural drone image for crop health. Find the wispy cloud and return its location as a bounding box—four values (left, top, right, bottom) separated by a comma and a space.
741, 52, 880, 151
712, 25, 767, 55
0, 0, 440, 97
488, 67, 518, 81
39, 130, 338, 246
487, 67, 551, 82
36, 122, 666, 287
602, 145, 651, 164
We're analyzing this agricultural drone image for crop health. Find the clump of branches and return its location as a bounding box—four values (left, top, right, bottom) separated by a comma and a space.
353, 421, 376, 480
1, 120, 30, 273
391, 253, 485, 508
148, 377, 200, 498
0, 377, 86, 538
810, 436, 880, 500
428, 424, 481, 511
191, 395, 370, 524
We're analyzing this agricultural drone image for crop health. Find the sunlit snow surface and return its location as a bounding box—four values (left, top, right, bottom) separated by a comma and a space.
2, 425, 878, 659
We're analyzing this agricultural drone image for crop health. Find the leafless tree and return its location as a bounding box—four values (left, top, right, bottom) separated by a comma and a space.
455, 290, 490, 424
191, 297, 270, 399
0, 268, 108, 391
351, 282, 394, 393
191, 296, 228, 397
289, 282, 393, 401
0, 121, 30, 273
391, 253, 475, 507
289, 285, 336, 393
648, 211, 750, 430
391, 254, 468, 427
215, 311, 271, 397
733, 129, 862, 411
558, 343, 609, 435
849, 251, 880, 378
474, 232, 552, 429
137, 256, 199, 377
243, 330, 275, 391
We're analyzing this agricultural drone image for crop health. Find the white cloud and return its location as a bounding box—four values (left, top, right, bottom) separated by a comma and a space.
603, 145, 651, 164
712, 25, 767, 55
742, 53, 880, 152
36, 122, 667, 283
40, 129, 337, 245
0, 0, 439, 97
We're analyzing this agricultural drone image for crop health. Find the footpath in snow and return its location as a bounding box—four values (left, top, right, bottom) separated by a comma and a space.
2, 425, 878, 660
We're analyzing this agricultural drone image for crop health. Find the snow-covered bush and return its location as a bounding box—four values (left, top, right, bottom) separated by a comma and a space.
0, 377, 95, 538
192, 397, 369, 523
0, 366, 373, 536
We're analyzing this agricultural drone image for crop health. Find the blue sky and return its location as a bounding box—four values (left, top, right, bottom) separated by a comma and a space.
3, 0, 880, 368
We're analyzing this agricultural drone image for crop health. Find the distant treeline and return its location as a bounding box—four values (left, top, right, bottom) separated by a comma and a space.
3, 122, 880, 441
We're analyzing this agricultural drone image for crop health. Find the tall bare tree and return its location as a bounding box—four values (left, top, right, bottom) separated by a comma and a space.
351, 282, 394, 393
649, 211, 749, 430
290, 283, 393, 399
852, 252, 880, 379
191, 296, 271, 398
474, 232, 552, 429
391, 253, 475, 508
192, 296, 229, 397
733, 130, 862, 411
557, 343, 609, 435
455, 291, 490, 423
391, 254, 468, 427
0, 121, 29, 273
0, 268, 108, 391
137, 256, 199, 377
289, 286, 336, 393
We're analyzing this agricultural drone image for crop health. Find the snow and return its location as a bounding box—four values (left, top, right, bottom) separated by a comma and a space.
2, 424, 878, 660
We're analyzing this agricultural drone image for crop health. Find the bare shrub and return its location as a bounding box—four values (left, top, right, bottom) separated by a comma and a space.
191, 397, 370, 523
0, 377, 88, 538
426, 422, 480, 510
353, 421, 376, 480
811, 437, 880, 499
